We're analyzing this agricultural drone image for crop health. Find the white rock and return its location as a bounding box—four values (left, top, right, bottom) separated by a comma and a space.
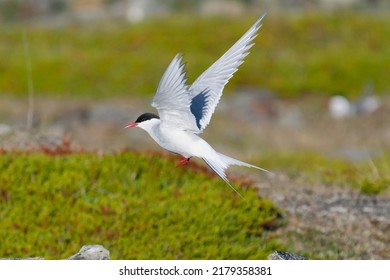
67, 245, 110, 260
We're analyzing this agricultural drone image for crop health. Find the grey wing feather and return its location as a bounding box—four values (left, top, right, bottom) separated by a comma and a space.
152, 54, 200, 132
189, 14, 266, 133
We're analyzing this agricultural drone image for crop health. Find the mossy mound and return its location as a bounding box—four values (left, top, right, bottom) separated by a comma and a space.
0, 152, 281, 259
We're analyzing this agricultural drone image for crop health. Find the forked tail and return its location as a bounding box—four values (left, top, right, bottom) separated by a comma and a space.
217, 153, 272, 174
202, 152, 271, 198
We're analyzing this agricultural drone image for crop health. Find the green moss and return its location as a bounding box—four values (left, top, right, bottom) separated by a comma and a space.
359, 177, 389, 195
0, 152, 281, 259
0, 12, 389, 98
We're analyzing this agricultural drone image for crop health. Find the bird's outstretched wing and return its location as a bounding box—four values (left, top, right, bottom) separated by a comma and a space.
151, 15, 265, 133
151, 54, 200, 132
188, 14, 265, 133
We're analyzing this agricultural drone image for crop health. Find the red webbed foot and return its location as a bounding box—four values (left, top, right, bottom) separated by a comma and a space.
176, 157, 191, 167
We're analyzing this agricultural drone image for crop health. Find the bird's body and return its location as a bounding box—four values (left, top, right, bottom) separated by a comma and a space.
148, 123, 200, 159
127, 14, 269, 196
157, 129, 208, 160
132, 114, 223, 166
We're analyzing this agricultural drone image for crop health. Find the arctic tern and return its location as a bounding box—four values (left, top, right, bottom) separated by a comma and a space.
126, 15, 270, 196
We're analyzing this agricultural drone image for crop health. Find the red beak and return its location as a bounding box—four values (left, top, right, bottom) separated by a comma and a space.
125, 123, 138, 128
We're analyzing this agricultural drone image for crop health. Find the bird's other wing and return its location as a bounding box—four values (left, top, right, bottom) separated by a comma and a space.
188, 14, 265, 133
152, 54, 200, 132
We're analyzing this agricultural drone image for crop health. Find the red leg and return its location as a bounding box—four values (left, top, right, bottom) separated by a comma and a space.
176, 157, 191, 167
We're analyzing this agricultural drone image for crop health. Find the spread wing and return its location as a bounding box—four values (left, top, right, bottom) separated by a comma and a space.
188, 14, 265, 133
151, 15, 265, 133
151, 54, 200, 132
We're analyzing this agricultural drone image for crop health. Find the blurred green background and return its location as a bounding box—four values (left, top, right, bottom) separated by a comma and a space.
1, 11, 389, 98
0, 0, 389, 260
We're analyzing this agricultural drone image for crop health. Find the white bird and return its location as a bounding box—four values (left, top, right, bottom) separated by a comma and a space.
126, 14, 270, 197
329, 95, 353, 119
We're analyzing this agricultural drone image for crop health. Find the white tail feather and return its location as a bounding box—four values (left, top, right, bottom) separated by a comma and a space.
217, 153, 272, 174
202, 152, 271, 198
202, 157, 244, 199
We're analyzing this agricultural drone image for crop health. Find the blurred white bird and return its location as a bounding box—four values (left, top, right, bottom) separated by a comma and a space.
356, 82, 379, 114
329, 83, 380, 119
126, 14, 270, 197
329, 95, 352, 119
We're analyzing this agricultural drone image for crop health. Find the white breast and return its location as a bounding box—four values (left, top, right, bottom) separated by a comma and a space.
153, 126, 214, 159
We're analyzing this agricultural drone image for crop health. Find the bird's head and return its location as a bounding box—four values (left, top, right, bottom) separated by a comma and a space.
125, 112, 160, 131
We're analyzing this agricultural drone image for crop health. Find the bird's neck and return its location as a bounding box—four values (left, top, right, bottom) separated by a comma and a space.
140, 119, 161, 139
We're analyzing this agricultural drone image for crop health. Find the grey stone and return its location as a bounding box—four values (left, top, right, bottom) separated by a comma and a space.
1, 245, 110, 260
67, 245, 110, 260
268, 251, 308, 260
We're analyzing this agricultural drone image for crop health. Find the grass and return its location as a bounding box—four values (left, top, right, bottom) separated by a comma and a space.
0, 151, 282, 259
0, 12, 389, 98
0, 145, 388, 260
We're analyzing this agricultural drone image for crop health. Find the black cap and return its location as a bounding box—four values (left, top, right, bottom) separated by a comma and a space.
135, 112, 160, 123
